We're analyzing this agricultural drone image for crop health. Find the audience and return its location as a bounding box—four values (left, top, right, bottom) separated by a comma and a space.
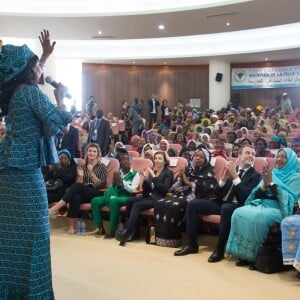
174, 146, 261, 263
91, 150, 140, 238
45, 149, 77, 204
49, 143, 107, 233
46, 100, 300, 279
226, 148, 300, 266
116, 151, 173, 245
155, 147, 217, 247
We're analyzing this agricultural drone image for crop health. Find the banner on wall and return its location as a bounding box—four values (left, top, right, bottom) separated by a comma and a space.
232, 66, 300, 89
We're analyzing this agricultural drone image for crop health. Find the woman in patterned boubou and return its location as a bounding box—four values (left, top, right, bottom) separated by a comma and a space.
49, 143, 107, 234
154, 147, 218, 247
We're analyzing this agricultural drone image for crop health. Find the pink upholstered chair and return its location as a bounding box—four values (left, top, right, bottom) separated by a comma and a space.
128, 150, 140, 158
168, 157, 188, 180
168, 143, 183, 156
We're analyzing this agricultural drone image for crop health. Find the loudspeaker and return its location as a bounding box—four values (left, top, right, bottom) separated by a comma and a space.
215, 72, 223, 82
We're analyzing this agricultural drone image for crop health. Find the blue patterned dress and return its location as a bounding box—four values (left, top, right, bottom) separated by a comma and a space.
0, 85, 71, 299
226, 148, 300, 262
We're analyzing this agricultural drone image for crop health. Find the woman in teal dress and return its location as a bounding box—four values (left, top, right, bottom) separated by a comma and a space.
226, 148, 300, 265
0, 31, 71, 299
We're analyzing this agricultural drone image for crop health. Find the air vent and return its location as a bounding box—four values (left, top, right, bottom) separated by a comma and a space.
206, 11, 238, 18
92, 35, 115, 39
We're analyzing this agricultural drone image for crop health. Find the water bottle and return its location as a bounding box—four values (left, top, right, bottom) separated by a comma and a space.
76, 218, 81, 234
80, 219, 87, 235
149, 226, 156, 244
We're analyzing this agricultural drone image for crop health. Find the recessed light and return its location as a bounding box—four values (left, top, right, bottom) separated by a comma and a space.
98, 30, 102, 35
226, 22, 230, 26
158, 24, 165, 30
265, 57, 269, 61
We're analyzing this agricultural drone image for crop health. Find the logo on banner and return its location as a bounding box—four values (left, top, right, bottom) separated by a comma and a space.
233, 69, 247, 83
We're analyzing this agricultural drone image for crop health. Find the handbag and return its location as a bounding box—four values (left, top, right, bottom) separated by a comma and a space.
46, 179, 64, 192
255, 226, 291, 274
255, 243, 285, 274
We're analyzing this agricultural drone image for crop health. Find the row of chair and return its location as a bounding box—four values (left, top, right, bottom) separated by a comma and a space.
74, 156, 275, 226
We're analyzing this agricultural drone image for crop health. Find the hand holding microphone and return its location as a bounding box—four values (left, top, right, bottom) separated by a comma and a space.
45, 76, 72, 99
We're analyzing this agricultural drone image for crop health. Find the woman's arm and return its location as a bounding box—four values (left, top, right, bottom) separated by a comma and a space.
38, 30, 56, 66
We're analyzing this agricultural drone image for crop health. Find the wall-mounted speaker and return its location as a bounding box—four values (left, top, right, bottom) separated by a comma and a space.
215, 72, 223, 82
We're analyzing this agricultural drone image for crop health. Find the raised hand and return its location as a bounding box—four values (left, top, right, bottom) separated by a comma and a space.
262, 165, 272, 188
39, 30, 56, 63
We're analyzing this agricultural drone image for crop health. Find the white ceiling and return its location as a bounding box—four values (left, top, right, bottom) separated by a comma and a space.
1, 0, 300, 65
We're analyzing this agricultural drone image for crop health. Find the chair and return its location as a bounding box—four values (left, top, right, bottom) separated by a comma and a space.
168, 143, 182, 156
168, 157, 188, 180
201, 156, 228, 225
253, 157, 268, 173
266, 157, 276, 170
110, 122, 119, 136
74, 157, 85, 165
211, 156, 227, 181
131, 157, 153, 172
125, 144, 133, 151
131, 157, 153, 190
128, 150, 140, 158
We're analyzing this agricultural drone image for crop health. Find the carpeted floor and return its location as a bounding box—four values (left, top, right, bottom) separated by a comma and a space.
50, 218, 300, 300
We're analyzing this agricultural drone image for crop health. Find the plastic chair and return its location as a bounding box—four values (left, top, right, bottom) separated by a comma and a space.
131, 157, 153, 190
128, 150, 140, 158
168, 143, 182, 156
125, 144, 133, 151
168, 157, 188, 180
211, 156, 227, 181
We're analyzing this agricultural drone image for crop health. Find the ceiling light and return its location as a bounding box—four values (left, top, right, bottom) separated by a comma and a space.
265, 57, 269, 61
98, 30, 102, 35
226, 22, 231, 26
132, 61, 136, 64
158, 24, 165, 30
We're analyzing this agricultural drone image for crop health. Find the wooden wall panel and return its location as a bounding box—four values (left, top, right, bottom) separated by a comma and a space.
82, 64, 209, 117
82, 60, 300, 118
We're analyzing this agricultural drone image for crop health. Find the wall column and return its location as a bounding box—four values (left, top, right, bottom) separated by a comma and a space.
209, 60, 231, 110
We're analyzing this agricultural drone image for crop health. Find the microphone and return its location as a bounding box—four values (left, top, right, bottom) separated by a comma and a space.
45, 76, 72, 99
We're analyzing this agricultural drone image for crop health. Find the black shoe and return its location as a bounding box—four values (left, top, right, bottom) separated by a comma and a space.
236, 259, 250, 266
174, 245, 199, 256
104, 231, 116, 239
95, 226, 105, 238
208, 249, 224, 263
115, 228, 134, 243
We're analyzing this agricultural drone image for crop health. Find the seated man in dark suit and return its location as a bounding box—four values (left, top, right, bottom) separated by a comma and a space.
174, 145, 261, 263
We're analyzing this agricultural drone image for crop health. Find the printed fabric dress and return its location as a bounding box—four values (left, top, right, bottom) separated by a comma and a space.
226, 148, 300, 263
0, 85, 71, 299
